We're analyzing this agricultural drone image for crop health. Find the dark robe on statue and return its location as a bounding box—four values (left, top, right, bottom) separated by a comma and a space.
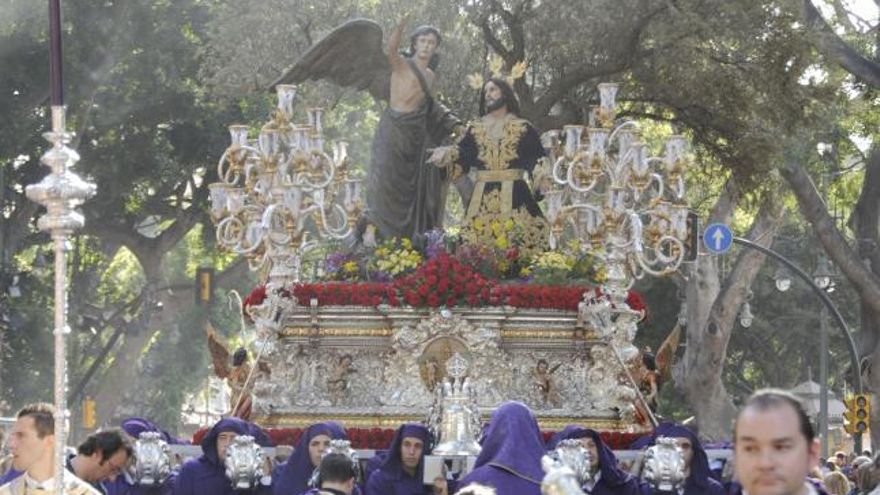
365, 423, 447, 495
548, 426, 649, 495
172, 417, 272, 495
457, 401, 545, 495
272, 423, 359, 495
637, 424, 725, 495
450, 115, 549, 253
364, 61, 461, 241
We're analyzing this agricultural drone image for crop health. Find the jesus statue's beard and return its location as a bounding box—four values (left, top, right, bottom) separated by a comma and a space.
486, 95, 507, 113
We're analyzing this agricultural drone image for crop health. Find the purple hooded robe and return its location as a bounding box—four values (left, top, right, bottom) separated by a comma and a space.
457, 401, 545, 495
172, 417, 272, 495
364, 424, 439, 495
272, 422, 351, 495
548, 426, 649, 495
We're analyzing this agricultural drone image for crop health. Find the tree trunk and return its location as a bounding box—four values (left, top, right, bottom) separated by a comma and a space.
676, 184, 785, 439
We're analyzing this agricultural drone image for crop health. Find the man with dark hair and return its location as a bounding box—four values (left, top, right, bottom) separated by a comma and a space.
733, 388, 822, 495
431, 77, 548, 254
70, 429, 134, 489
0, 402, 99, 494
302, 453, 358, 495
104, 418, 180, 495
364, 423, 449, 495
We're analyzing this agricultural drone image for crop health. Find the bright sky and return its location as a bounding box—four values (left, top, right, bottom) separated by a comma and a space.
823, 0, 878, 31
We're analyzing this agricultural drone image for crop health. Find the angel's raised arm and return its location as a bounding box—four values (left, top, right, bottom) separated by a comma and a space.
387, 16, 409, 69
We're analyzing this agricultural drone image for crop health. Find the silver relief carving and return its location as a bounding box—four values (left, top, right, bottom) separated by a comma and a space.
643, 437, 686, 492
224, 435, 265, 490
132, 432, 172, 486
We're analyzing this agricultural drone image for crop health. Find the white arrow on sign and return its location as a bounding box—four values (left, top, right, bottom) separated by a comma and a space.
713, 228, 725, 251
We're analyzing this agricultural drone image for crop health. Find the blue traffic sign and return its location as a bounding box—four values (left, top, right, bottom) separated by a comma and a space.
703, 223, 733, 254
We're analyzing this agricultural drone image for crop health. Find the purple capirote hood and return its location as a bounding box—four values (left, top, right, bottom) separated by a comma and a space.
473, 401, 546, 483
120, 417, 189, 445
200, 417, 250, 465
652, 423, 714, 490
378, 423, 433, 479
272, 422, 348, 495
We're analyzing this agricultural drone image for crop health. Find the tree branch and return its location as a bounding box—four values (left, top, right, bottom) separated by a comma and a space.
803, 0, 880, 87
830, 0, 859, 34
779, 162, 880, 316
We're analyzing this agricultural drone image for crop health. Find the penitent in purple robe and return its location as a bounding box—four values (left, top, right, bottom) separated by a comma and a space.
172, 417, 272, 495
457, 401, 545, 495
364, 423, 436, 495
639, 423, 726, 495
272, 422, 349, 495
548, 426, 649, 495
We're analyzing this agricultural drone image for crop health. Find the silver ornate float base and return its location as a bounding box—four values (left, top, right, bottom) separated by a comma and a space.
251, 305, 646, 431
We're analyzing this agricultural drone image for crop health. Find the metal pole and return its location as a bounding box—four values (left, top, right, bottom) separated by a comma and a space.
731, 236, 862, 451
820, 305, 828, 458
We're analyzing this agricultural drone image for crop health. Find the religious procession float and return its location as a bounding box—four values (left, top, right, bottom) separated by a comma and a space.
202, 36, 692, 453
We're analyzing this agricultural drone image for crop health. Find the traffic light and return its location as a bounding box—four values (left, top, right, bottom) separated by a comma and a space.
195, 267, 214, 305
684, 211, 699, 262
82, 397, 96, 429
844, 394, 870, 434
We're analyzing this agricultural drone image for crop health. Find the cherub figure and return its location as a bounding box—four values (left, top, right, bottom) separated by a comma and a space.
423, 356, 440, 391
532, 358, 562, 407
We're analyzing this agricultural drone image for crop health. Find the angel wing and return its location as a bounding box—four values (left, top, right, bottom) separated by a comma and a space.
271, 18, 391, 101
206, 322, 231, 379
655, 322, 682, 384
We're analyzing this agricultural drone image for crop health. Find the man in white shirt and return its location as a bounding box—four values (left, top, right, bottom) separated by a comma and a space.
0, 402, 99, 495
733, 389, 822, 495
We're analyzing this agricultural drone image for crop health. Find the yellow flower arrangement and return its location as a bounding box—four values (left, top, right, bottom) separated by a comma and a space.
371, 237, 423, 276
531, 251, 575, 271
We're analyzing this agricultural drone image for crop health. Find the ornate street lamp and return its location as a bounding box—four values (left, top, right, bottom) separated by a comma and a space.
813, 255, 833, 291
774, 266, 791, 292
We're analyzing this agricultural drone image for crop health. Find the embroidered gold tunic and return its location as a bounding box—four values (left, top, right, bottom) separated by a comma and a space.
0, 470, 100, 495
451, 115, 549, 254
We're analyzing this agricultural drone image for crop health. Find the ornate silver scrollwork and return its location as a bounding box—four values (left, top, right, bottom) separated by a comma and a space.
224, 435, 265, 490
430, 353, 482, 456
132, 432, 172, 486
541, 454, 587, 495
549, 439, 592, 485
642, 437, 686, 492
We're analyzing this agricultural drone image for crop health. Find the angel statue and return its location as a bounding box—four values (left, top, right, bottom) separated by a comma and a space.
273, 16, 465, 245
206, 323, 270, 420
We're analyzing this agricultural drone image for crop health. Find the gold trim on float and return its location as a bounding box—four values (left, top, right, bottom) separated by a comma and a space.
278, 327, 597, 339
279, 327, 392, 337
253, 414, 634, 431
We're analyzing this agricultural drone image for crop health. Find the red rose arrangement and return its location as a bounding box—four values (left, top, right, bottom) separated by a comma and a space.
392, 252, 497, 308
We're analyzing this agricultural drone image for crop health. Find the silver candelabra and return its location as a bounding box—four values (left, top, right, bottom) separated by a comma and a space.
209, 85, 363, 287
